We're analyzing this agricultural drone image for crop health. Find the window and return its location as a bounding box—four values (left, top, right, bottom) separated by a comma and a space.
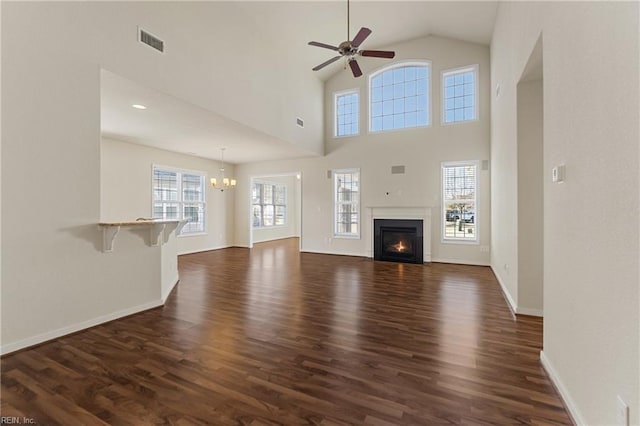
442, 162, 477, 242
152, 166, 206, 235
442, 65, 478, 124
252, 181, 286, 227
370, 62, 430, 132
335, 90, 359, 137
333, 169, 360, 238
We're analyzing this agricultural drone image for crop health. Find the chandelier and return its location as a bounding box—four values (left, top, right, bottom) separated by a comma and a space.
210, 148, 236, 191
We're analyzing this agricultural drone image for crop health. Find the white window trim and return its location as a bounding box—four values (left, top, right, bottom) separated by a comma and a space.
252, 180, 287, 228
441, 160, 479, 244
334, 88, 360, 138
440, 64, 479, 126
151, 164, 207, 237
368, 60, 433, 134
333, 168, 361, 239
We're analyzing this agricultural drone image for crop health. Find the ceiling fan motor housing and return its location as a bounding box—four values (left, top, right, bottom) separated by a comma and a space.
338, 41, 358, 58
308, 26, 395, 77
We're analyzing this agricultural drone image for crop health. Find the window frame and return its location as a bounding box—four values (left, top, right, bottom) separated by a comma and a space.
368, 60, 432, 134
333, 168, 361, 239
252, 180, 287, 228
440, 64, 479, 126
151, 164, 207, 236
334, 88, 360, 138
441, 160, 479, 244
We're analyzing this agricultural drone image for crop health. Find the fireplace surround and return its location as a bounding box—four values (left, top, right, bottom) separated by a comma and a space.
374, 219, 424, 264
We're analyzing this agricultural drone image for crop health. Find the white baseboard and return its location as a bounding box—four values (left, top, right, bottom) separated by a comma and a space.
489, 265, 544, 317
431, 258, 489, 266
162, 279, 180, 303
516, 306, 543, 317
301, 249, 366, 258
252, 235, 298, 244
490, 264, 517, 314
178, 245, 233, 255
0, 299, 164, 356
540, 350, 585, 425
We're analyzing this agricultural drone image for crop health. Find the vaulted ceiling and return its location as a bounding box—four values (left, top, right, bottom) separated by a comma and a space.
99, 1, 498, 164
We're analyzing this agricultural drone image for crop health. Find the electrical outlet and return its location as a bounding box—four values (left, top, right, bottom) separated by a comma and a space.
480, 245, 490, 253
616, 396, 629, 426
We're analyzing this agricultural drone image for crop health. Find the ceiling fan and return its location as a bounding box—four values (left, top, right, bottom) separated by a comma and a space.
308, 0, 395, 78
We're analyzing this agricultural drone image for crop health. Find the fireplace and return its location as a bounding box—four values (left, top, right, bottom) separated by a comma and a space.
374, 219, 424, 264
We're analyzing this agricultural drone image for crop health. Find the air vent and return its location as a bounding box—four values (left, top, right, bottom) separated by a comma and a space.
139, 28, 164, 53
391, 165, 405, 174
296, 118, 304, 128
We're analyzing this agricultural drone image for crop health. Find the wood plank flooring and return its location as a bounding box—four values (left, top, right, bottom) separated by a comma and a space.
1, 238, 572, 425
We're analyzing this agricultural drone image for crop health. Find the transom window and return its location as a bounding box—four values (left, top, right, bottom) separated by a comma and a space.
442, 162, 477, 242
333, 169, 360, 238
252, 181, 286, 227
152, 166, 206, 235
442, 65, 478, 124
335, 90, 359, 137
370, 63, 430, 132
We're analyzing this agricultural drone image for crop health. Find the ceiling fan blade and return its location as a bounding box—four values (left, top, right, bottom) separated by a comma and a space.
360, 50, 396, 59
349, 59, 363, 78
351, 27, 372, 48
308, 41, 339, 51
312, 56, 342, 71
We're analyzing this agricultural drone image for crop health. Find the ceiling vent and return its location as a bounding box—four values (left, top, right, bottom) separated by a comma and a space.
296, 118, 304, 128
138, 28, 164, 53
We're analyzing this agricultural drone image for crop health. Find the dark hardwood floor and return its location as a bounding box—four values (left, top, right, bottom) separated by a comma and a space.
1, 238, 572, 425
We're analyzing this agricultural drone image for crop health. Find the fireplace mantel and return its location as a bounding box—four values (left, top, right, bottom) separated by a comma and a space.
365, 206, 432, 262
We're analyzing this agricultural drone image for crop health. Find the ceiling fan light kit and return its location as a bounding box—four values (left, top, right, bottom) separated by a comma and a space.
308, 0, 396, 78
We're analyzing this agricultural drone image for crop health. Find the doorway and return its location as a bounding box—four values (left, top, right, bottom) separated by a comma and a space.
248, 172, 302, 250
516, 36, 544, 316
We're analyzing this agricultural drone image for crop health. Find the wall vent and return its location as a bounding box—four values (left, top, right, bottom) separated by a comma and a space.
296, 117, 304, 128
138, 28, 164, 53
391, 165, 405, 174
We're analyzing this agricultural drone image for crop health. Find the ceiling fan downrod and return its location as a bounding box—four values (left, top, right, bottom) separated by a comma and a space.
347, 0, 350, 42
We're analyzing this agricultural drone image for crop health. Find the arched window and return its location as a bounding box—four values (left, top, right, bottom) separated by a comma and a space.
369, 62, 430, 132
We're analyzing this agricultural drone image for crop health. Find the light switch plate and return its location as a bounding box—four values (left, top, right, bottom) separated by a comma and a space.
552, 164, 565, 183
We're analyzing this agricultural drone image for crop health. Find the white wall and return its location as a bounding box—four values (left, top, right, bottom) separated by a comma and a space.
1, 11, 160, 353
491, 2, 639, 424
235, 35, 491, 265
101, 137, 235, 255
2, 2, 322, 353
251, 175, 299, 244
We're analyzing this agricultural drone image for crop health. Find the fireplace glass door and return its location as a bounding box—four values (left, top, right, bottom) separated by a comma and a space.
374, 219, 423, 264
381, 229, 416, 261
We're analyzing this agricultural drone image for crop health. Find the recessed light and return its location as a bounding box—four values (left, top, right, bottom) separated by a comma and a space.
132, 104, 147, 110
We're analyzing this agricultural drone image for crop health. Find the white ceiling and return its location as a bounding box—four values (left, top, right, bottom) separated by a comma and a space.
101, 70, 318, 164
100, 1, 498, 164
